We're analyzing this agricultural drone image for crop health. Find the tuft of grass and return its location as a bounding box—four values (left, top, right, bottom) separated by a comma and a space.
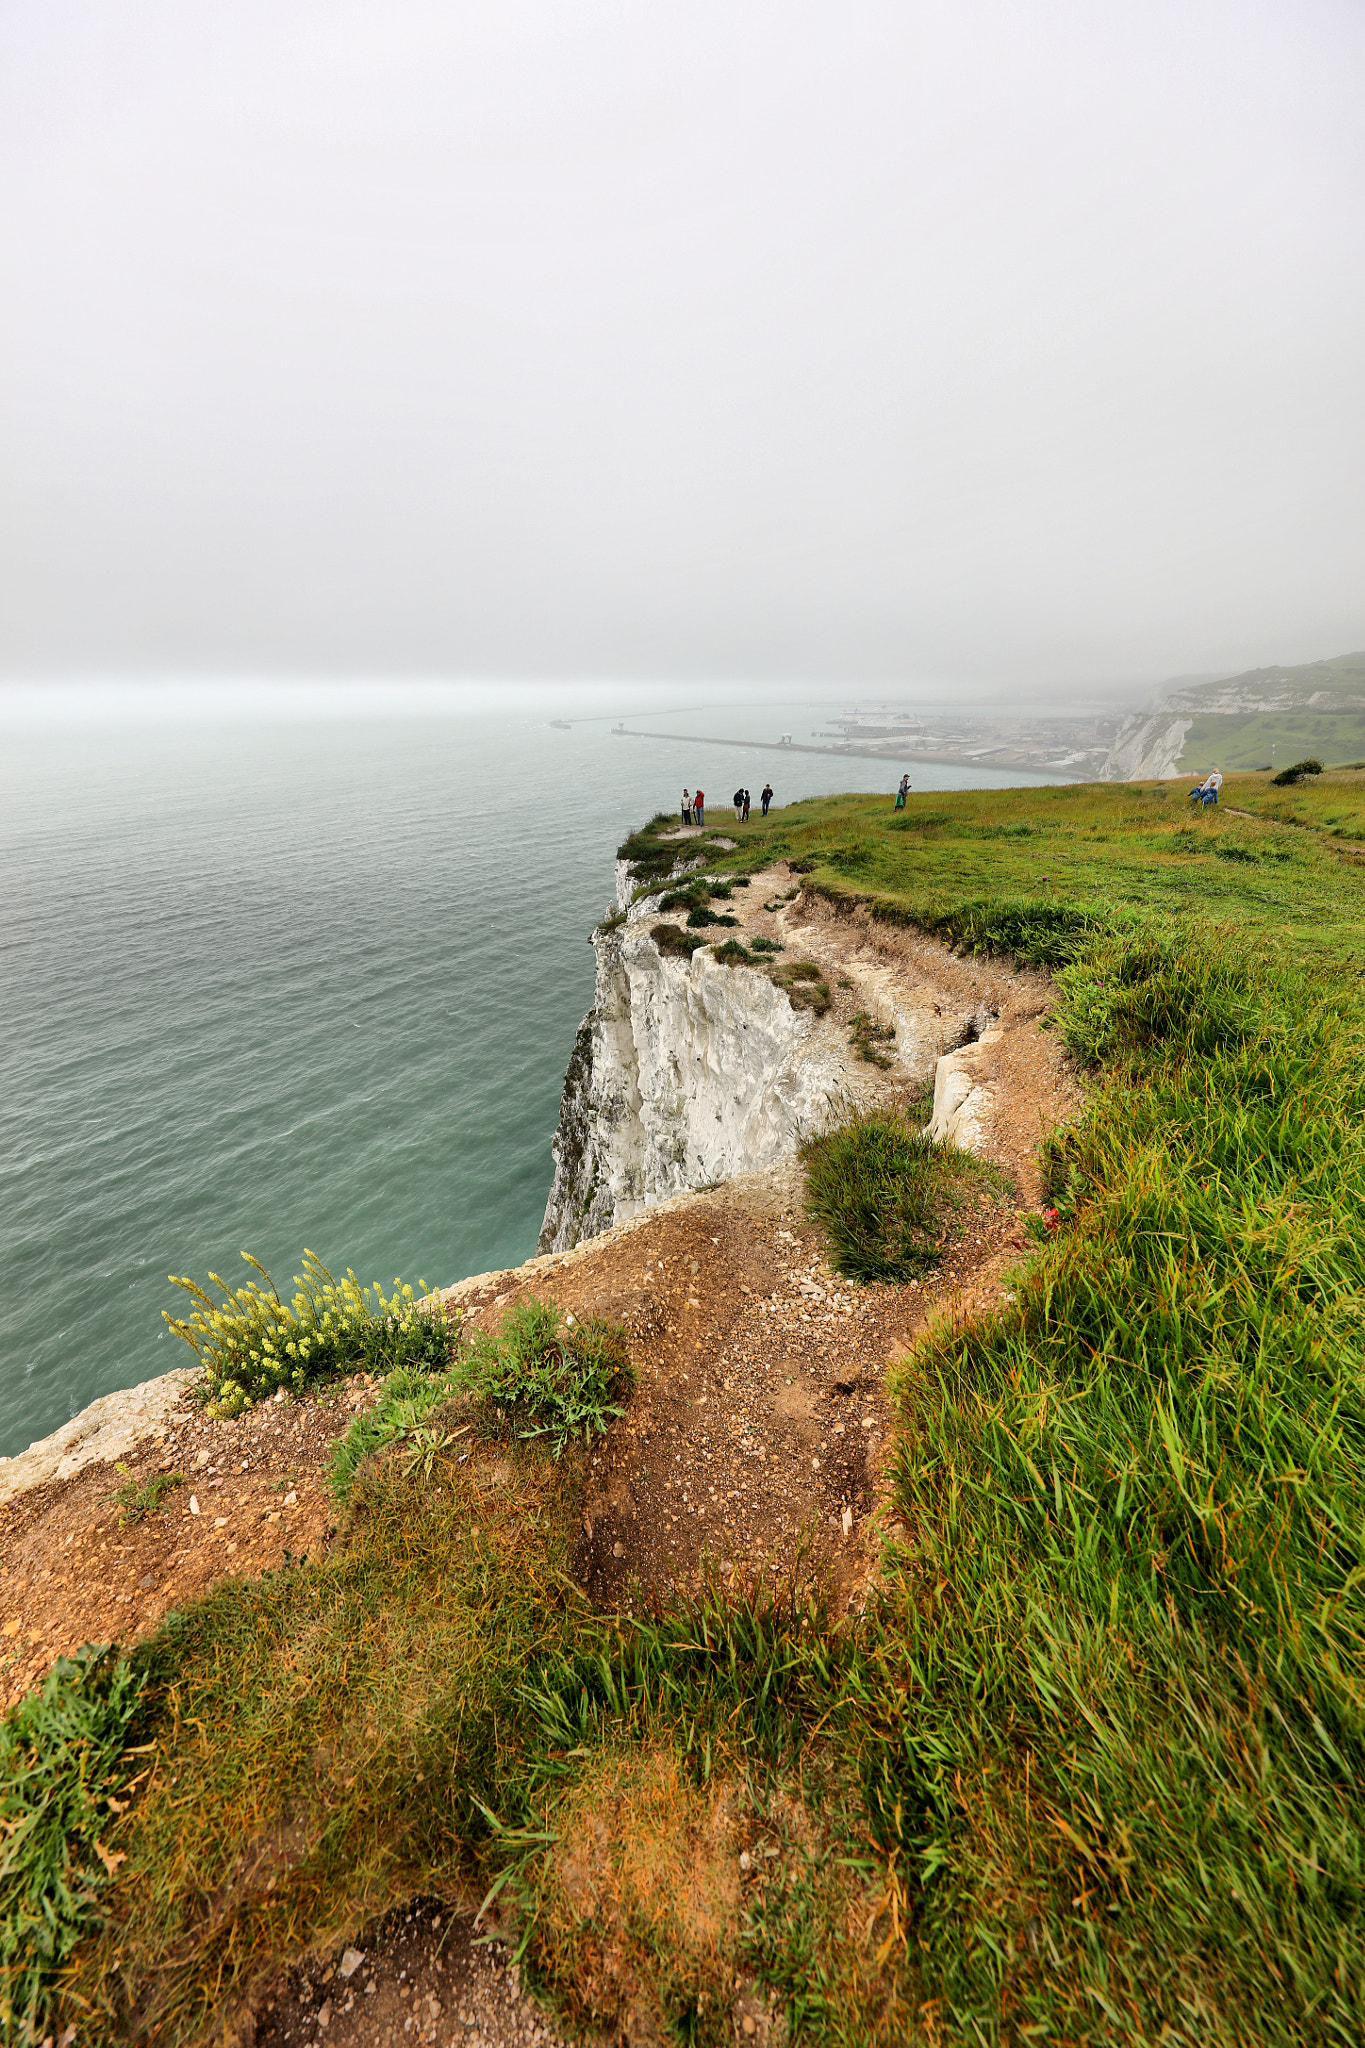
848, 1011, 897, 1068
325, 1361, 464, 1504
616, 824, 690, 887
110, 1464, 184, 1527
650, 922, 702, 959
0, 1646, 146, 2045
767, 959, 832, 1014
455, 1297, 635, 1457
803, 1110, 982, 1282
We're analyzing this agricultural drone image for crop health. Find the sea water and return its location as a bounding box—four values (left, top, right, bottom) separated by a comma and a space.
0, 693, 1059, 1457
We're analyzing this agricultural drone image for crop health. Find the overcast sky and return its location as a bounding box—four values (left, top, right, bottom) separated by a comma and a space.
2, 1, 1362, 699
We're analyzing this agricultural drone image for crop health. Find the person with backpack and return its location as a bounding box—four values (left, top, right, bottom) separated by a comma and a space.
895, 774, 910, 810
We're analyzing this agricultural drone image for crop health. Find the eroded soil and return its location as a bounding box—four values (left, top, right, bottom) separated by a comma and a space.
456, 1156, 1032, 1616
0, 1380, 382, 1711
252, 1903, 567, 2048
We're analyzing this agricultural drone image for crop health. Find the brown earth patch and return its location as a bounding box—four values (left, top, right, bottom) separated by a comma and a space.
0, 1378, 386, 1712
453, 1151, 1032, 1621
251, 1900, 569, 2048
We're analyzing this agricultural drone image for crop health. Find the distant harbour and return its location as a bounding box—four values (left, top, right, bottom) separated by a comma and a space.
612, 723, 1087, 776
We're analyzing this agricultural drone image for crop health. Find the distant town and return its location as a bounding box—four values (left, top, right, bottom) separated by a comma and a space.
608, 651, 1365, 782
610, 706, 1121, 778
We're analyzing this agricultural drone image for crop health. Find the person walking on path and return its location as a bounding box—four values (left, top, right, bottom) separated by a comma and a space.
742, 788, 751, 822
761, 783, 773, 816
694, 788, 705, 826
895, 774, 910, 810
681, 789, 693, 826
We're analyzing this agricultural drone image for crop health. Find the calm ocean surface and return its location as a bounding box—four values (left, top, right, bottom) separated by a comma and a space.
1, 695, 1060, 1458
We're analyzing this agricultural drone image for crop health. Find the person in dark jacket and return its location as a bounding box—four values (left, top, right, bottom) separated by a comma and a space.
760, 783, 773, 816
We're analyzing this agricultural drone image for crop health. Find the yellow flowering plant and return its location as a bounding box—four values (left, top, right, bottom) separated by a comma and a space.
163, 1249, 452, 1416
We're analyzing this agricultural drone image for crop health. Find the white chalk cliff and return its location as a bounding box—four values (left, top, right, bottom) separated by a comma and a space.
538, 886, 852, 1253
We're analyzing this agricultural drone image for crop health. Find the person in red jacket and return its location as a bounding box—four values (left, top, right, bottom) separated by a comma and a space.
694, 788, 705, 826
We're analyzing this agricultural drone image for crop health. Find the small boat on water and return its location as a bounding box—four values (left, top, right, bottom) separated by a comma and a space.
549, 719, 572, 729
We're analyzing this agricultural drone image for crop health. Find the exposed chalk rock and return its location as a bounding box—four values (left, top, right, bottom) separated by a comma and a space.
927, 1027, 1005, 1152
538, 908, 853, 1252
0, 1369, 196, 1507
1100, 713, 1192, 782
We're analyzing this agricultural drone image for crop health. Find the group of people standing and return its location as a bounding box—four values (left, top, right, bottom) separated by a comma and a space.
680, 783, 774, 827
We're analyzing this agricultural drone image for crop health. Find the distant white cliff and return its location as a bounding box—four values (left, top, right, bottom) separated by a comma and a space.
1100, 651, 1365, 781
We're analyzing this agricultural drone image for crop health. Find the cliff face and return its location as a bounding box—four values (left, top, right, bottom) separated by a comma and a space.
1100, 651, 1365, 780
1100, 712, 1193, 782
537, 887, 851, 1253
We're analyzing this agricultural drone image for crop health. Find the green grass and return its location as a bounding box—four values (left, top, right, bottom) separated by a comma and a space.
324, 1361, 466, 1504
687, 769, 1365, 974
804, 1109, 992, 1282
767, 958, 832, 1014
1174, 709, 1365, 774
455, 1297, 635, 1457
847, 1010, 896, 1067
13, 776, 1365, 2045
110, 1464, 185, 1527
0, 1647, 147, 2044
651, 920, 703, 958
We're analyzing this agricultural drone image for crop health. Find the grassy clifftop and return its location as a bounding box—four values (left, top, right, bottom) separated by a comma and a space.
7, 773, 1365, 2046
709, 766, 1365, 975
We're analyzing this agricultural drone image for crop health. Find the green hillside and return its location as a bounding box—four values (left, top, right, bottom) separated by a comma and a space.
1174, 706, 1365, 773
1171, 650, 1365, 773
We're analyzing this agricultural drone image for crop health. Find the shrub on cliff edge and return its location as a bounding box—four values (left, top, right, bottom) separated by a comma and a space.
804, 1108, 985, 1281
163, 1250, 453, 1417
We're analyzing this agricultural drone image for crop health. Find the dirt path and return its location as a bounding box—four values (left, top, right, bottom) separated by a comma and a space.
460, 1157, 1023, 1615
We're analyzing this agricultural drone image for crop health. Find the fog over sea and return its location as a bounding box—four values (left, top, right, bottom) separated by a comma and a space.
1, 695, 1062, 1459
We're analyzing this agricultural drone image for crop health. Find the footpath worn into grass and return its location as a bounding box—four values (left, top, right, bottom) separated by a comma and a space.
5, 773, 1365, 2046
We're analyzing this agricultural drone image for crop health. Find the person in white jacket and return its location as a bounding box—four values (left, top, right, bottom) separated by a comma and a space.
1190, 769, 1223, 806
